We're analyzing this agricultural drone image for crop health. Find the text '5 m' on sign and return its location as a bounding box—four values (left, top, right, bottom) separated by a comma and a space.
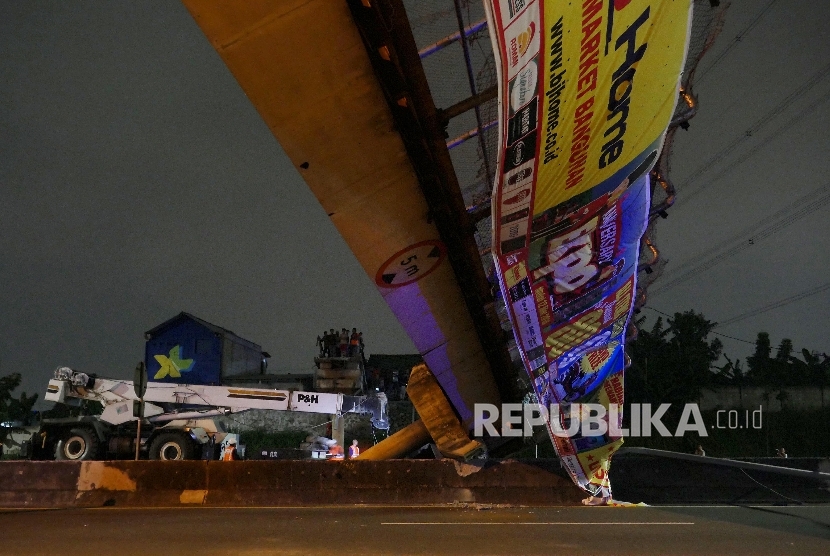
375, 240, 446, 288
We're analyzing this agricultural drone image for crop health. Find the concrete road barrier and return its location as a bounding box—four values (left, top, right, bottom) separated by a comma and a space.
610, 453, 830, 504
0, 459, 584, 508
0, 461, 81, 508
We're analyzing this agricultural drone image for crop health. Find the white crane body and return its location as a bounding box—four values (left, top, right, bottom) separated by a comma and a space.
32, 367, 387, 461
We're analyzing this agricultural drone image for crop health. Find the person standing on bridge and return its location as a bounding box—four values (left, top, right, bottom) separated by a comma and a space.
349, 439, 360, 459
316, 333, 325, 357
325, 329, 337, 357
339, 328, 349, 357
349, 328, 360, 357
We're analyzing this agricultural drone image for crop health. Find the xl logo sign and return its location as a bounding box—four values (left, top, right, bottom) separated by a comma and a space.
297, 394, 319, 404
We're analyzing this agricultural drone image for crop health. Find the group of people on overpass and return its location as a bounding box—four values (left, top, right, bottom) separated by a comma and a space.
317, 328, 364, 358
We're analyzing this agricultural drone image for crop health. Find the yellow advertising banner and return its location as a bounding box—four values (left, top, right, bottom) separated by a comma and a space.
535, 0, 692, 212
489, 0, 692, 500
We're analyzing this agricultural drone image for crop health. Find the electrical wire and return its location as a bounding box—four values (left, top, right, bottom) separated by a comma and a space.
739, 468, 804, 505
674, 91, 830, 210
650, 183, 830, 297
717, 281, 830, 327
695, 0, 780, 85
666, 181, 830, 278
641, 306, 756, 345
676, 60, 830, 202
710, 331, 757, 346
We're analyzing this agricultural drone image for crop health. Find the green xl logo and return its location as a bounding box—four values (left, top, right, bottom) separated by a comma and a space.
153, 345, 194, 379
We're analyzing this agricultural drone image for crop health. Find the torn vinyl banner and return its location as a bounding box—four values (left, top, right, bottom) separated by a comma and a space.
486, 0, 693, 498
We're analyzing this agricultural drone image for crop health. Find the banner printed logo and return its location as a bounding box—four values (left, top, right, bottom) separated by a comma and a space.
502, 0, 529, 21
509, 278, 546, 370
499, 195, 532, 252
499, 182, 532, 246
487, 0, 693, 498
531, 0, 691, 211
543, 276, 634, 361
504, 132, 537, 172
527, 200, 624, 309
507, 97, 539, 147
503, 188, 531, 208
503, 2, 540, 79
549, 341, 619, 404
503, 161, 535, 193
508, 59, 538, 115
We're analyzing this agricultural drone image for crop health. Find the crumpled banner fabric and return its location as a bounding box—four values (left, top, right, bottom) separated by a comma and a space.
486, 0, 692, 497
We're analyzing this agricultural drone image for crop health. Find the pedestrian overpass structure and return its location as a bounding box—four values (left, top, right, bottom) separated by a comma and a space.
180, 0, 727, 488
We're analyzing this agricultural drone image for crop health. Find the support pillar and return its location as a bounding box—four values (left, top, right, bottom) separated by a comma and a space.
331, 414, 345, 449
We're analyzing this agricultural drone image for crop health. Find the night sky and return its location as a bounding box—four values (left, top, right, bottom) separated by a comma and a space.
2, 1, 828, 405
648, 0, 830, 363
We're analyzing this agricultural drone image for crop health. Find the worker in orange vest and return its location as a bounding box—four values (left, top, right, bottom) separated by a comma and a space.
328, 442, 345, 460
349, 328, 360, 356
222, 440, 240, 461
349, 439, 360, 459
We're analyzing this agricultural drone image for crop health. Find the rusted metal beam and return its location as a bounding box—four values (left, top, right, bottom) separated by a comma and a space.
436, 86, 497, 128
452, 0, 493, 183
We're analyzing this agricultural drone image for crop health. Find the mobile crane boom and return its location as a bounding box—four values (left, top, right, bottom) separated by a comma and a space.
34, 366, 388, 461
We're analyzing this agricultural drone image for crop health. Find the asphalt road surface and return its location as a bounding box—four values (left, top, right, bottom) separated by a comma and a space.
2, 505, 829, 555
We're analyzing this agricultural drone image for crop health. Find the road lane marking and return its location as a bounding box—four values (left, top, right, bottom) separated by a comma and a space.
381, 522, 695, 525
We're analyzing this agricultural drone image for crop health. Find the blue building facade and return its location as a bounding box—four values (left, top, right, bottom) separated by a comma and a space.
145, 312, 269, 386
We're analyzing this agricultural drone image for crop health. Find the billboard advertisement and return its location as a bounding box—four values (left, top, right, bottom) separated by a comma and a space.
487, 0, 692, 500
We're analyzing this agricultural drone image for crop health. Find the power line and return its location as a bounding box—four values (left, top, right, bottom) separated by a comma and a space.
677, 60, 830, 199
674, 91, 830, 210
643, 306, 673, 319
655, 195, 830, 289
650, 182, 830, 296
695, 0, 780, 85
668, 181, 830, 277
717, 281, 830, 327
641, 306, 756, 345
711, 331, 757, 346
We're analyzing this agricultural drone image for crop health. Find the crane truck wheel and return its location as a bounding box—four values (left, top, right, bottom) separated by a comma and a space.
149, 432, 197, 460
55, 428, 99, 461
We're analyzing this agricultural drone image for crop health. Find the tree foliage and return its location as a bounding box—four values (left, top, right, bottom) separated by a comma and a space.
626, 311, 723, 406
0, 373, 38, 425
628, 314, 829, 402
745, 333, 829, 389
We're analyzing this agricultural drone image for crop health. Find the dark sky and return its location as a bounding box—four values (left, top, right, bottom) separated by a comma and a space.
1, 1, 417, 402
2, 1, 828, 405
648, 0, 830, 363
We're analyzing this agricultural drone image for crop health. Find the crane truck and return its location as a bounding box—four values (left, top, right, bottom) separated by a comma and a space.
27, 366, 388, 461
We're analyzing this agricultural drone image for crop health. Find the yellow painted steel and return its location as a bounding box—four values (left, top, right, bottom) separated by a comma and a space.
405, 363, 484, 460
356, 420, 430, 461
359, 363, 485, 461
181, 0, 501, 428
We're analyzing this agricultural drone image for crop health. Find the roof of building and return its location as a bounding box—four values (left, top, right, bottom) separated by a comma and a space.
144, 312, 266, 354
